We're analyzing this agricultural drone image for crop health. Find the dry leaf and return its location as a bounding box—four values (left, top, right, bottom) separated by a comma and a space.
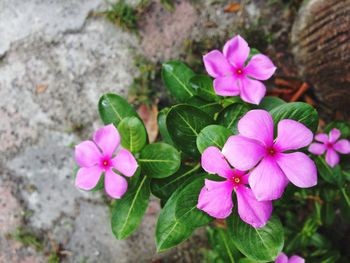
137, 103, 159, 143
224, 3, 240, 13
35, 84, 48, 94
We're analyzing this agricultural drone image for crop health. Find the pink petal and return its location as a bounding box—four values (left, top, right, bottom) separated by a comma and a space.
93, 124, 120, 157
238, 109, 274, 146
240, 78, 266, 105
75, 166, 102, 190
334, 139, 350, 154
75, 140, 101, 168
308, 143, 326, 155
222, 135, 266, 171
275, 253, 288, 263
223, 35, 250, 68
197, 179, 234, 219
329, 128, 341, 143
276, 152, 317, 188
289, 255, 305, 263
203, 50, 233, 78
325, 149, 339, 167
104, 170, 128, 199
236, 186, 273, 228
245, 54, 277, 80
249, 157, 289, 201
201, 146, 234, 178
275, 119, 313, 151
112, 149, 138, 177
315, 133, 328, 143
213, 76, 240, 96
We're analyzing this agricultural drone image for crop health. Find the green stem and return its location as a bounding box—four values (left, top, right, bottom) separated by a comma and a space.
340, 187, 350, 208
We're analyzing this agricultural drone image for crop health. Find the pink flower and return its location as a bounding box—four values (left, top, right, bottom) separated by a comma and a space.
203, 35, 276, 105
197, 146, 272, 228
275, 252, 304, 263
74, 124, 138, 199
308, 128, 350, 167
223, 110, 317, 201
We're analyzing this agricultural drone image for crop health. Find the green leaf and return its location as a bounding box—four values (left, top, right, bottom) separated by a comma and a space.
258, 96, 286, 111
151, 164, 200, 201
247, 48, 260, 62
270, 102, 319, 133
189, 74, 218, 101
139, 143, 181, 178
227, 215, 284, 262
162, 61, 196, 102
196, 125, 232, 153
111, 176, 150, 239
166, 104, 212, 158
98, 93, 138, 125
187, 96, 223, 116
117, 117, 147, 153
313, 156, 343, 185
174, 176, 213, 228
218, 103, 250, 134
157, 108, 174, 145
324, 121, 350, 138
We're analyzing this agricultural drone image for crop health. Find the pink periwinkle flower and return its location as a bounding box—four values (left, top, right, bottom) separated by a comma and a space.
308, 128, 350, 167
275, 252, 305, 263
223, 109, 317, 201
197, 146, 272, 228
74, 124, 138, 199
203, 35, 276, 105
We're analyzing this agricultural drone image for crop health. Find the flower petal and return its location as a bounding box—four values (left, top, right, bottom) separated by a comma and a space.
197, 179, 234, 219
203, 50, 233, 78
325, 148, 339, 167
245, 54, 277, 80
275, 119, 313, 151
201, 146, 234, 178
213, 76, 240, 96
329, 128, 341, 143
222, 135, 265, 171
276, 152, 317, 188
238, 109, 274, 146
315, 133, 328, 143
275, 253, 288, 263
223, 35, 250, 68
240, 78, 266, 105
334, 139, 350, 154
308, 143, 326, 155
75, 166, 102, 190
93, 124, 120, 157
75, 140, 101, 168
112, 149, 138, 177
249, 157, 289, 201
289, 255, 305, 263
236, 186, 272, 228
104, 170, 128, 199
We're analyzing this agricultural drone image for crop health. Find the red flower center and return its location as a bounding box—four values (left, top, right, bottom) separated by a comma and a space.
236, 68, 243, 75
326, 142, 333, 149
230, 176, 243, 186
100, 158, 111, 170
267, 147, 277, 156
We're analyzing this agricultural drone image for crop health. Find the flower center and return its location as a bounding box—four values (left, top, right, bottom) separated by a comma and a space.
326, 142, 333, 149
230, 176, 243, 186
267, 147, 277, 156
100, 157, 111, 170
236, 68, 243, 75
234, 177, 241, 184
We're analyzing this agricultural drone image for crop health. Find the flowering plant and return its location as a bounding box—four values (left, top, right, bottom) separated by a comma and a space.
73, 36, 350, 262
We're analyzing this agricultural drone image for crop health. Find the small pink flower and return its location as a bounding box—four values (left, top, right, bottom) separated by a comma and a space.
197, 146, 272, 228
308, 128, 350, 167
203, 35, 276, 105
275, 252, 304, 263
223, 110, 317, 201
74, 124, 138, 199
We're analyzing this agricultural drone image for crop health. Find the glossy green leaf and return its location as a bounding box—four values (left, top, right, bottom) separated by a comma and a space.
196, 125, 232, 153
228, 215, 284, 262
157, 108, 174, 145
139, 143, 181, 178
98, 93, 138, 125
313, 156, 343, 185
189, 74, 218, 102
218, 103, 250, 134
258, 96, 286, 111
187, 96, 222, 116
117, 117, 147, 153
151, 164, 200, 201
166, 104, 212, 158
270, 102, 319, 133
162, 61, 196, 102
111, 176, 150, 239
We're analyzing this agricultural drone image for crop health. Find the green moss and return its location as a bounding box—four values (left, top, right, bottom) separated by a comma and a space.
8, 227, 44, 251
48, 252, 60, 263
